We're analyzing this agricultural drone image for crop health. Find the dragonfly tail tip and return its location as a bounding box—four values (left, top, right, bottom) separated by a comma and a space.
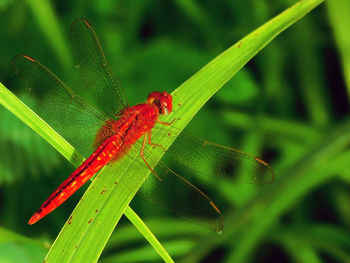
28, 213, 41, 225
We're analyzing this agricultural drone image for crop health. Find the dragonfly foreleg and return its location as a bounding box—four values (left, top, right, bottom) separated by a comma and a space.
156, 118, 178, 126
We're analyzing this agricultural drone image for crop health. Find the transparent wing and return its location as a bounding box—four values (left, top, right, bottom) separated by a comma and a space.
151, 126, 275, 184
12, 54, 107, 156
133, 125, 274, 231
132, 140, 224, 232
70, 18, 128, 117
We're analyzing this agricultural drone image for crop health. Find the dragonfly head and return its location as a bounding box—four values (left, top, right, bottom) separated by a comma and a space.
147, 91, 173, 115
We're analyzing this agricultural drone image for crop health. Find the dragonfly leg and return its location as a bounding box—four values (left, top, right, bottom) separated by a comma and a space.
156, 118, 178, 126
141, 133, 162, 182
147, 131, 166, 152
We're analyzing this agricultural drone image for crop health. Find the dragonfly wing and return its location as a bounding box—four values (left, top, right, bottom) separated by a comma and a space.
151, 126, 275, 185
129, 140, 223, 232
70, 18, 128, 117
132, 123, 274, 231
140, 160, 224, 232
12, 55, 107, 156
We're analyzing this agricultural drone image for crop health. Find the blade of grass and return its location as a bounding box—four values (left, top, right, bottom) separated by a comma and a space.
24, 0, 72, 68
1, 0, 324, 261
0, 227, 48, 263
224, 130, 350, 263
269, 225, 350, 262
106, 218, 207, 249
123, 207, 174, 263
175, 0, 209, 27
327, 0, 350, 95
220, 110, 321, 143
101, 239, 195, 263
0, 226, 47, 248
283, 241, 322, 263
293, 19, 330, 126
0, 84, 77, 162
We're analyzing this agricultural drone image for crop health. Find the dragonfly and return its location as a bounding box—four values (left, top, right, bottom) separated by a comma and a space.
13, 18, 274, 232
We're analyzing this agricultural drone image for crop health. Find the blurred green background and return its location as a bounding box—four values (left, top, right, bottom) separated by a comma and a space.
1, 0, 350, 262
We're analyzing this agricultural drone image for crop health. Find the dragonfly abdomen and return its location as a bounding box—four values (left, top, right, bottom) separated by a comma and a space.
28, 134, 123, 225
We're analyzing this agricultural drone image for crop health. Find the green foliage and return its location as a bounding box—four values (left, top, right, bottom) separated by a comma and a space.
1, 0, 349, 262
0, 227, 48, 263
327, 0, 350, 93
0, 94, 59, 184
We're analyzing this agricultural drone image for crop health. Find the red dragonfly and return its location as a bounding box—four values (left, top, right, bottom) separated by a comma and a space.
13, 18, 274, 232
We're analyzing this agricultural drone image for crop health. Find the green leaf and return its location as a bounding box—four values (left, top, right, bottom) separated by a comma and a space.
216, 70, 259, 104
101, 239, 195, 263
106, 218, 207, 249
223, 131, 350, 263
24, 0, 72, 69
269, 224, 350, 262
0, 94, 59, 184
327, 0, 350, 95
0, 0, 324, 262
283, 242, 322, 263
0, 227, 48, 263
